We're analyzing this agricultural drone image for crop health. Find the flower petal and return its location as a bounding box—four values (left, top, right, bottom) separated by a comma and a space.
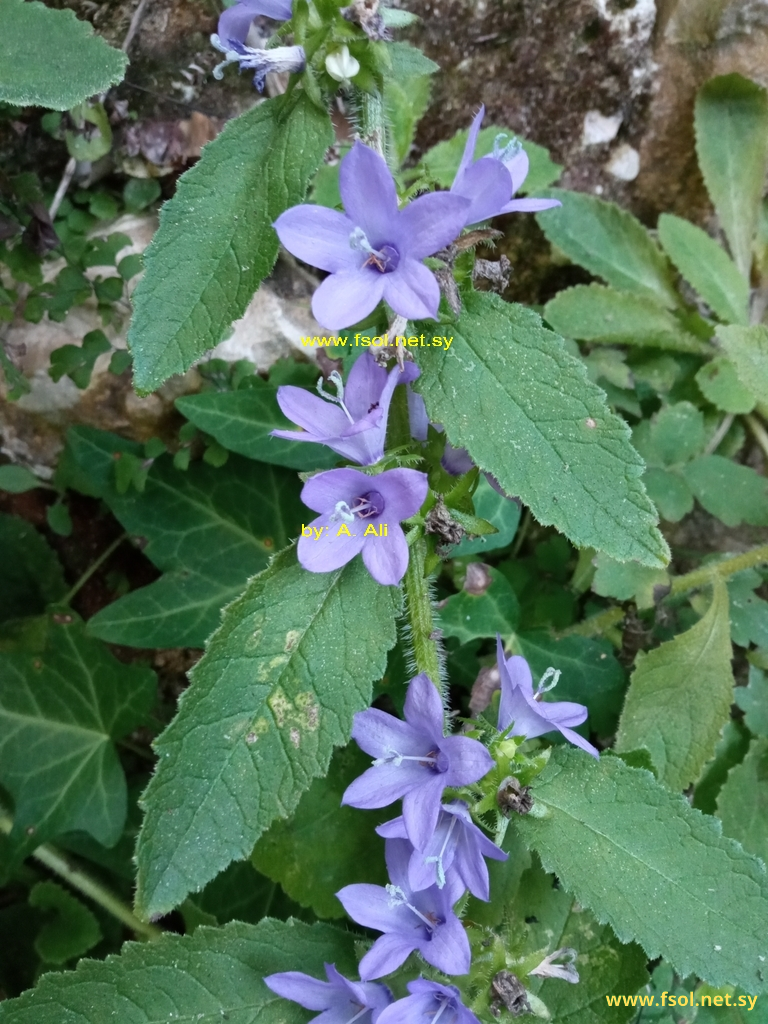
344, 352, 389, 421
376, 468, 429, 521
397, 193, 471, 260
264, 972, 333, 1010
274, 205, 359, 273
342, 760, 427, 809
300, 467, 371, 513
500, 197, 562, 214
455, 105, 485, 183
422, 911, 471, 975
336, 883, 413, 934
312, 268, 385, 331
218, 0, 292, 44
362, 525, 409, 585
452, 158, 513, 225
402, 773, 446, 851
339, 143, 400, 245
558, 726, 600, 759
504, 150, 529, 194
384, 836, 414, 889
403, 672, 445, 738
358, 934, 416, 981
276, 386, 349, 437
297, 513, 365, 574
382, 259, 441, 321
350, 706, 429, 759
440, 735, 494, 786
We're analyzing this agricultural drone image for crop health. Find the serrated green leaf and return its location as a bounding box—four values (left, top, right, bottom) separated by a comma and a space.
252, 742, 388, 918
129, 94, 332, 392
414, 293, 668, 567
516, 747, 768, 992
176, 382, 339, 471
735, 666, 768, 736
440, 566, 519, 644
0, 918, 358, 1023
728, 571, 768, 648
65, 426, 303, 648
28, 881, 101, 964
695, 74, 768, 277
0, 466, 39, 493
386, 41, 439, 77
616, 580, 733, 790
717, 737, 768, 863
0, 0, 126, 110
592, 552, 670, 610
0, 513, 66, 624
682, 455, 768, 526
716, 325, 768, 406
657, 213, 750, 325
697, 989, 768, 1022
385, 75, 431, 168
696, 356, 756, 413
536, 190, 679, 308
449, 475, 521, 557
694, 720, 753, 815
0, 615, 155, 850
135, 546, 401, 918
544, 285, 708, 354
633, 402, 706, 468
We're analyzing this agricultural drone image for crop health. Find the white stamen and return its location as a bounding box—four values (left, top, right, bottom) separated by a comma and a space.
385, 885, 436, 932
493, 133, 523, 163
331, 501, 356, 524
424, 814, 458, 888
343, 1007, 370, 1024
535, 666, 561, 698
316, 371, 354, 423
372, 749, 437, 768
431, 998, 454, 1024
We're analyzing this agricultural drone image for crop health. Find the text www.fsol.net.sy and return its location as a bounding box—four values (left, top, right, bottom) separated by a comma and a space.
301, 333, 453, 350
605, 993, 759, 1010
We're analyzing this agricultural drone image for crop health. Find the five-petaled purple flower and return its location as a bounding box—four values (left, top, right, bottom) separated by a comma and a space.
376, 800, 506, 901
273, 353, 419, 465
343, 673, 494, 849
451, 106, 561, 227
298, 467, 427, 586
337, 838, 471, 979
377, 979, 482, 1024
496, 636, 599, 758
274, 143, 470, 330
211, 0, 303, 90
265, 963, 393, 1024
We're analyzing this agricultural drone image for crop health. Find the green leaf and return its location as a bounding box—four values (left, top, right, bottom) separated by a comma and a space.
0, 513, 66, 623
592, 552, 670, 610
728, 571, 768, 649
735, 666, 768, 737
697, 989, 768, 1022
449, 475, 521, 557
191, 860, 308, 924
385, 75, 431, 168
536, 190, 679, 308
0, 0, 127, 110
0, 466, 40, 493
644, 467, 694, 521
616, 580, 733, 790
633, 402, 706, 468
135, 546, 401, 918
123, 178, 161, 213
45, 501, 72, 537
657, 213, 749, 325
717, 737, 768, 863
385, 41, 439, 78
252, 741, 388, 918
176, 381, 339, 471
414, 293, 669, 567
440, 566, 519, 644
516, 747, 768, 992
545, 284, 709, 354
694, 719, 753, 815
716, 325, 768, 406
128, 94, 333, 393
695, 74, 768, 277
65, 426, 303, 648
0, 614, 155, 850
0, 918, 358, 1023
28, 881, 101, 964
48, 329, 110, 389
696, 356, 756, 413
682, 455, 768, 526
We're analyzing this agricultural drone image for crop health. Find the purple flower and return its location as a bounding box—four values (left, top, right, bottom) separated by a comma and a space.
451, 106, 561, 227
272, 353, 419, 465
496, 636, 599, 759
336, 838, 471, 979
376, 980, 482, 1024
264, 963, 393, 1024
342, 673, 494, 849
376, 800, 507, 901
274, 143, 469, 330
298, 467, 427, 586
211, 0, 302, 90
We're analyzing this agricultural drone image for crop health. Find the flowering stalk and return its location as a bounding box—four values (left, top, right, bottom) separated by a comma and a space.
403, 533, 444, 694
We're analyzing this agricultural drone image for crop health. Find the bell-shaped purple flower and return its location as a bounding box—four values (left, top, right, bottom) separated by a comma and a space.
298, 467, 428, 586
272, 353, 419, 465
336, 839, 471, 979
376, 980, 482, 1024
376, 800, 507, 901
496, 636, 599, 758
451, 106, 561, 227
274, 143, 470, 330
264, 963, 393, 1024
211, 0, 301, 90
343, 673, 494, 850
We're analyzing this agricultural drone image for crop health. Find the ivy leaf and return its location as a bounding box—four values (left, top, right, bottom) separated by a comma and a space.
616, 580, 733, 791
717, 737, 768, 863
657, 213, 749, 325
716, 325, 768, 406
682, 455, 768, 527
0, 513, 66, 624
735, 666, 768, 737
176, 382, 339, 471
0, 918, 358, 1023
414, 293, 669, 567
544, 285, 709, 355
516, 747, 768, 993
536, 190, 679, 308
252, 742, 388, 918
440, 566, 519, 644
28, 881, 101, 965
0, 0, 127, 111
695, 74, 768, 278
0, 614, 155, 851
129, 94, 333, 393
135, 546, 401, 919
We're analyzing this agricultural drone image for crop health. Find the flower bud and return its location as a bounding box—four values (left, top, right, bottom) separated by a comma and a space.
325, 45, 360, 84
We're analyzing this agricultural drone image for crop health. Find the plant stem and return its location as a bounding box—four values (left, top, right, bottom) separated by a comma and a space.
745, 414, 768, 462
356, 90, 385, 158
62, 532, 129, 606
403, 533, 444, 691
0, 811, 162, 941
669, 544, 768, 596
559, 606, 626, 639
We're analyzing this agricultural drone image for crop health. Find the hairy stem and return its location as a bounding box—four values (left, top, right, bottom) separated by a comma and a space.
670, 544, 768, 596
559, 606, 626, 639
355, 90, 385, 158
0, 811, 162, 940
403, 534, 444, 691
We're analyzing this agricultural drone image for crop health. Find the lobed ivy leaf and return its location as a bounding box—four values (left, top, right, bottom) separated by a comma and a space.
129, 94, 333, 393
135, 546, 401, 919
28, 881, 101, 965
717, 737, 768, 864
414, 292, 669, 567
440, 566, 519, 644
728, 571, 768, 649
516, 747, 768, 992
0, 918, 358, 1023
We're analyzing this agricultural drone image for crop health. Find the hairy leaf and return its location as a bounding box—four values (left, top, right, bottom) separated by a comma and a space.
716, 325, 768, 406
696, 357, 756, 414
129, 94, 333, 392
682, 455, 768, 526
592, 553, 670, 610
735, 666, 768, 737
414, 293, 668, 567
717, 737, 768, 863
516, 747, 768, 992
135, 546, 401, 918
